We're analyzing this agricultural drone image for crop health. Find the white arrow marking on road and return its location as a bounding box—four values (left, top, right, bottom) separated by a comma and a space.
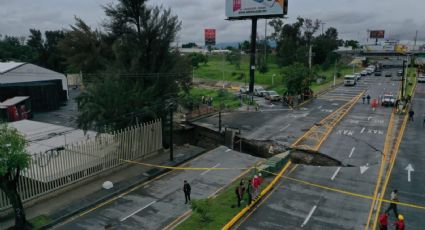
331, 167, 341, 181
225, 149, 232, 152
405, 164, 415, 182
120, 200, 157, 221
368, 117, 373, 121
280, 124, 291, 131
349, 147, 356, 158
301, 205, 317, 228
360, 164, 370, 175
360, 127, 366, 134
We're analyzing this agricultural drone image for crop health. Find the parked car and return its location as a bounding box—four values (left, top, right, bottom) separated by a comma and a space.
381, 94, 396, 107
264, 91, 281, 101
254, 86, 267, 97
418, 74, 425, 83
344, 75, 356, 86
366, 68, 374, 75
374, 71, 382, 76
239, 86, 248, 94
360, 70, 368, 76
397, 70, 403, 76
385, 72, 392, 77
354, 73, 361, 81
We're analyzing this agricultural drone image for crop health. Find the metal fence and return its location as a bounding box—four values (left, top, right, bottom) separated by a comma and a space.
0, 120, 162, 211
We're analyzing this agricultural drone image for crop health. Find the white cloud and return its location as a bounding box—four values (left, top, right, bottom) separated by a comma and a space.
1, 0, 424, 44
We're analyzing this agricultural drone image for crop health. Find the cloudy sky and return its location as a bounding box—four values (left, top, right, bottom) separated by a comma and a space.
0, 0, 424, 45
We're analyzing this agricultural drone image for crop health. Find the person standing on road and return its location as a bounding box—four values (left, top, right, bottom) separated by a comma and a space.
379, 212, 389, 230
409, 109, 415, 121
235, 180, 246, 207
372, 99, 378, 112
362, 95, 366, 104
183, 180, 191, 204
393, 214, 405, 230
367, 94, 371, 104
385, 189, 399, 218
252, 175, 260, 199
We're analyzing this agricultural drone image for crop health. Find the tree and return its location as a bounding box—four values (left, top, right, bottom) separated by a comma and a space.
0, 123, 31, 229
226, 49, 241, 69
182, 42, 197, 48
281, 63, 312, 95
345, 40, 359, 49
240, 40, 250, 53
312, 27, 340, 68
62, 0, 191, 131
188, 53, 207, 68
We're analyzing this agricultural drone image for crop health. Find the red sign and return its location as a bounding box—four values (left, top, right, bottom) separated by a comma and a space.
370, 30, 385, 39
233, 0, 241, 12
205, 29, 216, 46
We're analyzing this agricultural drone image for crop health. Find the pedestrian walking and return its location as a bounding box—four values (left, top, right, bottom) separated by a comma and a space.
379, 212, 389, 230
183, 180, 191, 204
246, 179, 253, 206
367, 94, 371, 104
372, 99, 378, 112
409, 109, 414, 121
385, 190, 399, 218
393, 214, 405, 230
252, 175, 260, 199
235, 180, 246, 207
362, 95, 366, 104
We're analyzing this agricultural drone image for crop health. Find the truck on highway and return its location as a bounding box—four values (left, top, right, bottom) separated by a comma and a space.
344, 75, 356, 86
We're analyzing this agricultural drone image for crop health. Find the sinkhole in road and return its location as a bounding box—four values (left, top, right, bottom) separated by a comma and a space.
239, 137, 353, 167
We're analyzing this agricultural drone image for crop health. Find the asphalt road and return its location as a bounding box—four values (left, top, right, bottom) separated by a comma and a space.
53, 146, 261, 230
237, 69, 400, 230
382, 82, 425, 227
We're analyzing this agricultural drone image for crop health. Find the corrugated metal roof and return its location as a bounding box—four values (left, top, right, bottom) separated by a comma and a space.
0, 96, 29, 107
0, 62, 25, 74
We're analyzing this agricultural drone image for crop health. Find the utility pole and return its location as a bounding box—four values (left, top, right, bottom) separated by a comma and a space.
264, 19, 268, 65
414, 30, 418, 51
249, 18, 258, 95
333, 58, 337, 87
169, 107, 174, 161
401, 60, 406, 98
321, 22, 326, 35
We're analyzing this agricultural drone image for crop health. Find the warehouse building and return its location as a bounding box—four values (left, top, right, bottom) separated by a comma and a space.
0, 62, 68, 112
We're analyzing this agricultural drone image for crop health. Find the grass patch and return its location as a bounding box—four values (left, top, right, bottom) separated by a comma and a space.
181, 87, 243, 110
29, 215, 52, 230
405, 67, 417, 97
175, 174, 270, 230
196, 54, 353, 95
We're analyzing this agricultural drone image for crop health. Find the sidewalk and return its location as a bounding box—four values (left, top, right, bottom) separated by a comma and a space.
0, 145, 206, 230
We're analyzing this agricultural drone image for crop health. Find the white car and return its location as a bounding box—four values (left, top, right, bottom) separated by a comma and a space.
354, 73, 361, 81
344, 75, 356, 86
360, 70, 368, 76
418, 74, 425, 83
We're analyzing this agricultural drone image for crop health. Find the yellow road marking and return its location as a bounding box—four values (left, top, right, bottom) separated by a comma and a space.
121, 159, 253, 171
221, 161, 292, 230
365, 112, 394, 229
372, 96, 415, 228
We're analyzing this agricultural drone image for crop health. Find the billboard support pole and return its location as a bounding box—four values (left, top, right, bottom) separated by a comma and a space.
249, 17, 258, 95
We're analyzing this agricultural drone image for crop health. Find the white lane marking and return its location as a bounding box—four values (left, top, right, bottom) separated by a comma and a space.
360, 127, 366, 134
120, 200, 157, 222
301, 205, 317, 228
225, 149, 232, 152
349, 147, 356, 158
331, 167, 341, 181
405, 164, 415, 182
374, 193, 381, 210
280, 124, 291, 131
201, 163, 221, 176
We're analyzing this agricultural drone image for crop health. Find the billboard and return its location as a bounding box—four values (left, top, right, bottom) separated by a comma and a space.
204, 29, 216, 46
226, 0, 288, 19
370, 30, 385, 39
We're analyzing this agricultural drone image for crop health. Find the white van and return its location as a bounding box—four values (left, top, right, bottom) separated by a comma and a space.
344, 75, 356, 86
418, 74, 425, 83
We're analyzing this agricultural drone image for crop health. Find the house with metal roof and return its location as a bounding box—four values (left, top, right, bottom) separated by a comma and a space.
0, 61, 68, 111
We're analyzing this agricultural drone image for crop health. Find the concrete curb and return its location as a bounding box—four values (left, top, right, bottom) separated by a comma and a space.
221, 161, 292, 230
37, 149, 209, 230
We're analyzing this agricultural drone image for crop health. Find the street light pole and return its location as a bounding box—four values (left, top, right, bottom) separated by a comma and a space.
401, 60, 406, 99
